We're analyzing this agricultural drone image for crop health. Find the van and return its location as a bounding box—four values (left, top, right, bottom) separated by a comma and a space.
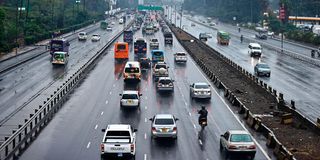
114, 42, 129, 59
248, 43, 262, 57
123, 61, 141, 82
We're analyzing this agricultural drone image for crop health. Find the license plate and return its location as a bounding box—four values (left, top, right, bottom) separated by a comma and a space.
162, 128, 168, 132
118, 153, 123, 157
128, 100, 133, 103
239, 146, 246, 149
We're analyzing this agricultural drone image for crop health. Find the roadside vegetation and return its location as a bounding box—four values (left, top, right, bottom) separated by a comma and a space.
0, 0, 111, 53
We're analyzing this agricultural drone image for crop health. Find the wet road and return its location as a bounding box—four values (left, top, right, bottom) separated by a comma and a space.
19, 25, 272, 160
179, 16, 320, 122
0, 19, 125, 123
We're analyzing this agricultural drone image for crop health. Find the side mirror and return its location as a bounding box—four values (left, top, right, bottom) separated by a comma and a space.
175, 118, 179, 121
102, 129, 106, 132
172, 80, 175, 82
139, 94, 142, 96
189, 85, 192, 87
208, 84, 211, 87
119, 94, 122, 96
133, 129, 138, 132
149, 118, 153, 121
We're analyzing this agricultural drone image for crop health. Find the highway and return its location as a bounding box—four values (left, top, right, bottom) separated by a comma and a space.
19, 24, 272, 159
0, 19, 125, 124
178, 15, 320, 122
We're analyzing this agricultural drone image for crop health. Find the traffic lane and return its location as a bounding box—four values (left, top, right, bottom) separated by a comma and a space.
0, 23, 124, 122
182, 17, 320, 121
192, 15, 311, 57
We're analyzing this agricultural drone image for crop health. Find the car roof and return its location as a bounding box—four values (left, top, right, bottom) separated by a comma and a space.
151, 50, 164, 52
228, 130, 250, 135
159, 77, 172, 80
155, 114, 174, 119
249, 43, 261, 47
125, 61, 140, 68
176, 52, 186, 54
107, 124, 131, 131
122, 90, 139, 94
79, 32, 86, 34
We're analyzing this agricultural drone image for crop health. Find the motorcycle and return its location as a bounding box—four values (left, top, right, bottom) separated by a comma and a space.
199, 118, 207, 130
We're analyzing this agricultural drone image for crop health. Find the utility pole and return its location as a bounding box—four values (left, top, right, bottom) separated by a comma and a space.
15, 0, 19, 56
174, 4, 176, 25
180, 4, 183, 28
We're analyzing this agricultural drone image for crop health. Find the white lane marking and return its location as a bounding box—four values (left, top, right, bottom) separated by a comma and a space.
145, 96, 148, 100
188, 112, 192, 116
184, 102, 188, 106
101, 111, 104, 115
109, 91, 112, 95
95, 124, 98, 130
198, 139, 203, 146
145, 118, 147, 123
193, 124, 196, 129
105, 100, 108, 104
145, 106, 147, 110
189, 56, 271, 160
144, 154, 147, 160
113, 84, 115, 87
86, 142, 91, 149
144, 133, 147, 139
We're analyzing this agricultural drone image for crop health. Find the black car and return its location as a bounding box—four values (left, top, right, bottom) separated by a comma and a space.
139, 58, 151, 69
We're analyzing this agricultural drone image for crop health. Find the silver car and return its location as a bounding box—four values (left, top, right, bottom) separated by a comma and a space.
119, 90, 142, 108
150, 114, 178, 139
220, 130, 256, 159
190, 82, 211, 99
157, 77, 174, 92
174, 52, 187, 63
254, 63, 271, 77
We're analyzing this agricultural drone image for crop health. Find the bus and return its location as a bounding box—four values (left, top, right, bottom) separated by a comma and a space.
217, 31, 230, 45
114, 42, 129, 59
49, 38, 70, 56
100, 21, 108, 29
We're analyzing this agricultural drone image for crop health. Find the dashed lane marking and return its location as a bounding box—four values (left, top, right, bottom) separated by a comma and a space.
95, 124, 98, 130
101, 111, 104, 115
105, 100, 108, 104
145, 106, 147, 110
144, 154, 147, 160
86, 142, 91, 149
109, 91, 112, 95
145, 118, 147, 123
144, 133, 147, 140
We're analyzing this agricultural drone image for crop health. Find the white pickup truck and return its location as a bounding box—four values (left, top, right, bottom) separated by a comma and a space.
101, 124, 137, 159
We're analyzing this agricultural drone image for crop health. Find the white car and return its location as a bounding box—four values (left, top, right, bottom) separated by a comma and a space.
150, 114, 178, 139
220, 130, 256, 159
106, 26, 112, 31
248, 43, 262, 57
101, 124, 137, 159
149, 38, 159, 49
78, 32, 87, 41
152, 62, 169, 81
190, 82, 211, 99
111, 21, 115, 25
157, 77, 174, 92
119, 90, 142, 108
174, 52, 187, 63
91, 34, 101, 42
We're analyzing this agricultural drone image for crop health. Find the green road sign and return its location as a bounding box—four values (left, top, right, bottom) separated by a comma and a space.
138, 5, 163, 11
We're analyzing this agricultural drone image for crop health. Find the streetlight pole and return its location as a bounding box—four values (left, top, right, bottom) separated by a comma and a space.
174, 4, 176, 25
180, 3, 183, 29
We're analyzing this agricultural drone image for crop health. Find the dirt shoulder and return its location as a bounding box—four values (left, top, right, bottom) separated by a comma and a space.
171, 26, 320, 160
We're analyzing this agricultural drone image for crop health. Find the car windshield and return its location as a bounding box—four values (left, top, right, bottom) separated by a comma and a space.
117, 44, 126, 50
258, 64, 269, 69
125, 68, 139, 73
252, 47, 261, 49
195, 84, 209, 89
135, 40, 145, 44
122, 94, 138, 99
159, 79, 172, 84
79, 33, 86, 36
153, 51, 163, 56
230, 134, 253, 142
176, 53, 186, 56
151, 39, 158, 42
155, 64, 167, 69
155, 118, 174, 125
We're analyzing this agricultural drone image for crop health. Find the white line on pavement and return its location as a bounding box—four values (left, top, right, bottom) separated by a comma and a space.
95, 124, 98, 130
105, 100, 108, 104
86, 142, 91, 149
109, 91, 112, 95
101, 111, 104, 115
144, 154, 147, 160
144, 133, 147, 140
145, 118, 147, 123
145, 106, 147, 110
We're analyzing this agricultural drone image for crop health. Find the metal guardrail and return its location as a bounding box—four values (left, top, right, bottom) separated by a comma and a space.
0, 20, 133, 160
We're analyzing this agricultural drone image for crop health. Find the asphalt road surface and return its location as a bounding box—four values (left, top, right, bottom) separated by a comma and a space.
0, 20, 125, 124
179, 15, 320, 122
19, 25, 272, 160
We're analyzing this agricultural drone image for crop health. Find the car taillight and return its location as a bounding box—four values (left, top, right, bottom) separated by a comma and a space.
228, 145, 237, 149
248, 145, 256, 149
152, 127, 156, 132
173, 127, 177, 131
134, 49, 138, 51
100, 144, 104, 152
131, 144, 134, 152
143, 48, 146, 51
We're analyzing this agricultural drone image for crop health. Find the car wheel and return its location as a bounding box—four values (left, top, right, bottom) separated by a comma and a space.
225, 150, 230, 159
219, 142, 223, 152
132, 154, 136, 160
267, 73, 270, 77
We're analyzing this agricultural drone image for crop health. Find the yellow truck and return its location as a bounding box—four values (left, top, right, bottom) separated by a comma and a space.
217, 31, 230, 45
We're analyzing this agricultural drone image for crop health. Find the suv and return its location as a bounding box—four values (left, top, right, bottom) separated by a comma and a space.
174, 52, 187, 63
149, 114, 178, 139
152, 62, 169, 81
78, 32, 87, 41
248, 43, 262, 57
157, 77, 174, 92
119, 90, 142, 108
149, 38, 159, 49
220, 130, 256, 159
101, 124, 137, 159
